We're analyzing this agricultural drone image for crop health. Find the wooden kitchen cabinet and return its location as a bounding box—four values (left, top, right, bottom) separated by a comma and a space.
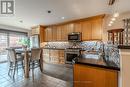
91, 18, 103, 40
67, 23, 74, 33
31, 26, 40, 35
31, 25, 45, 43
46, 27, 53, 41
43, 14, 104, 41
50, 50, 59, 63
52, 26, 57, 41
74, 22, 82, 32
43, 49, 50, 63
56, 26, 62, 41
61, 24, 68, 41
43, 49, 65, 64
74, 64, 118, 87
81, 20, 92, 40
59, 50, 65, 64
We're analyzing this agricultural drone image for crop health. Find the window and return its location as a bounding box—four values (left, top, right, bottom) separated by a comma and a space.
0, 29, 27, 63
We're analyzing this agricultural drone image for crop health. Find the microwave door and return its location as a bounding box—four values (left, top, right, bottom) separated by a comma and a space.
68, 35, 78, 41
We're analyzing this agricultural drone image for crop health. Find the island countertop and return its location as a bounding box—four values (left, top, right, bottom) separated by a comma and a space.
73, 56, 120, 71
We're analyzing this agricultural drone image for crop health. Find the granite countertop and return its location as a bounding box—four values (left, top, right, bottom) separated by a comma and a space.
118, 45, 130, 49
42, 48, 65, 50
73, 55, 120, 71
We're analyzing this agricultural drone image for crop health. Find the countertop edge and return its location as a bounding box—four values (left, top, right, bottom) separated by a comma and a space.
118, 45, 130, 49
42, 48, 65, 50
74, 62, 120, 71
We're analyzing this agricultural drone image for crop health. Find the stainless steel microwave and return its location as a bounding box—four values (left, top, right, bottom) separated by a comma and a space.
68, 32, 81, 41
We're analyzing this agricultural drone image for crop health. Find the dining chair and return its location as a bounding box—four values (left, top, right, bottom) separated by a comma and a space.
7, 48, 24, 78
29, 48, 42, 77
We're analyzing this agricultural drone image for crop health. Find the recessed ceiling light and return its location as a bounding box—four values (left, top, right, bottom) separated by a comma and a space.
113, 13, 119, 17
19, 20, 23, 23
108, 24, 112, 26
111, 18, 116, 21
47, 10, 51, 14
61, 17, 65, 19
110, 21, 113, 24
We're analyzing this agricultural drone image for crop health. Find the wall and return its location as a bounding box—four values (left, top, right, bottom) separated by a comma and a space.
103, 12, 130, 42
0, 24, 30, 35
119, 49, 130, 87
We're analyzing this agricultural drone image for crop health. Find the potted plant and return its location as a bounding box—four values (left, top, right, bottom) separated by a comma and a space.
18, 38, 30, 50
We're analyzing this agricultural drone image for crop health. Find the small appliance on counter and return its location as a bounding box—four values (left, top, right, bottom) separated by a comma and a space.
68, 32, 81, 42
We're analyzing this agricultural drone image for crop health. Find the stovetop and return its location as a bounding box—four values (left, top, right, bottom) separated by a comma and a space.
65, 48, 82, 52
65, 48, 82, 50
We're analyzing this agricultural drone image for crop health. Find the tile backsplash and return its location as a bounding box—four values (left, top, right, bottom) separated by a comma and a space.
41, 41, 120, 67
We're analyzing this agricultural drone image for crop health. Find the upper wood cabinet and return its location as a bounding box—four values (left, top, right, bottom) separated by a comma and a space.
67, 23, 74, 33
61, 24, 68, 41
74, 22, 82, 32
52, 26, 57, 41
43, 14, 104, 41
31, 27, 40, 35
56, 26, 62, 41
91, 18, 103, 40
31, 25, 45, 43
45, 27, 53, 41
81, 20, 92, 40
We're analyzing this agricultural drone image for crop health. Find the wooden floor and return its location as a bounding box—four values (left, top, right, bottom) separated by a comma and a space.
0, 62, 73, 87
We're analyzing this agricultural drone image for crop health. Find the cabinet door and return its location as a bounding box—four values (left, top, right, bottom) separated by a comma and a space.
74, 22, 82, 33
61, 24, 68, 41
57, 26, 62, 41
67, 23, 74, 33
74, 64, 118, 87
91, 18, 103, 40
31, 26, 40, 35
43, 49, 50, 62
59, 50, 65, 64
50, 50, 59, 63
45, 28, 48, 42
81, 21, 92, 41
52, 26, 57, 41
47, 27, 53, 41
39, 26, 45, 43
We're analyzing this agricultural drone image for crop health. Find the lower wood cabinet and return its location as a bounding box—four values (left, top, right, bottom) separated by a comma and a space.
43, 49, 65, 64
74, 64, 118, 87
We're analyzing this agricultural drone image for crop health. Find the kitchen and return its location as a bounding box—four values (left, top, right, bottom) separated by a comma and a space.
0, 0, 130, 87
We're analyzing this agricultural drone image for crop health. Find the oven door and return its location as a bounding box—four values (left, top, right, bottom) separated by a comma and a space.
65, 52, 79, 64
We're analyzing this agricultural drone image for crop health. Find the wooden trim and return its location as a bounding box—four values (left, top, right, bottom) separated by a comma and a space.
108, 0, 116, 5
107, 29, 124, 33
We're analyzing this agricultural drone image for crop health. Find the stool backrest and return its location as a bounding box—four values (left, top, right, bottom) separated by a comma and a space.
7, 48, 16, 63
31, 48, 41, 61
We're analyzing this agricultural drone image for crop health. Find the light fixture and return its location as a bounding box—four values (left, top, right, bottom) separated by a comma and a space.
108, 24, 112, 26
61, 17, 65, 19
111, 18, 116, 21
113, 12, 119, 17
110, 21, 113, 24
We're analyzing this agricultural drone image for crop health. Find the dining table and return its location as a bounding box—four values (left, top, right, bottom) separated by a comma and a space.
15, 48, 43, 78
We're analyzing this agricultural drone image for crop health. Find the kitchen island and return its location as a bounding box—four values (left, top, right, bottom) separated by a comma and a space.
73, 56, 120, 87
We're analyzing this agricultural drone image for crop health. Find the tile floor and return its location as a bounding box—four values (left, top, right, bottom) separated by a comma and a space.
0, 63, 73, 87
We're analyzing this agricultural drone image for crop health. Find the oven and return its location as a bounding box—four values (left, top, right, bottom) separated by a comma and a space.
65, 49, 80, 64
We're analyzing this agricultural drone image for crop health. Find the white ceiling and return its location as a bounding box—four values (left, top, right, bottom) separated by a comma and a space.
0, 0, 130, 30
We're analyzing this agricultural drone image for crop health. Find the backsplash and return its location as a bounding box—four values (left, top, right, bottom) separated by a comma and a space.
104, 42, 120, 67
41, 41, 120, 67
